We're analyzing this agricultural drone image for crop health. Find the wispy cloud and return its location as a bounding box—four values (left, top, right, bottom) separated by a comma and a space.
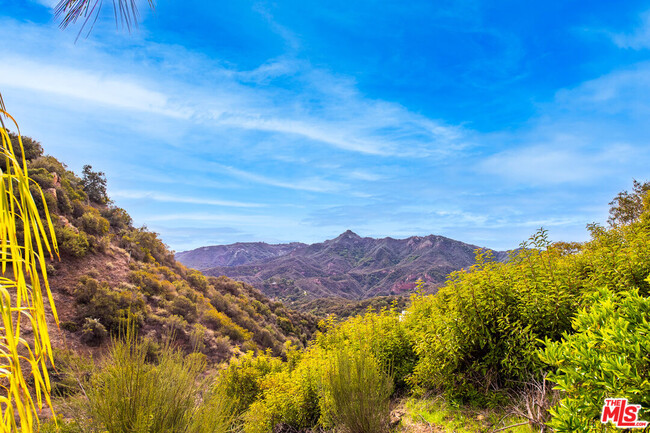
207, 163, 345, 193
0, 57, 187, 118
609, 10, 650, 49
0, 18, 467, 158
111, 190, 265, 207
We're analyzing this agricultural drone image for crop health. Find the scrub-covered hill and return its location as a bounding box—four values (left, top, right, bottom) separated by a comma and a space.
13, 133, 318, 362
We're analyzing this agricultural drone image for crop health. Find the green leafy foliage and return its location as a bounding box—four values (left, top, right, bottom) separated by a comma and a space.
541, 288, 650, 432
78, 207, 109, 235
224, 308, 410, 432
405, 235, 583, 402
317, 307, 416, 391
217, 350, 285, 417
55, 224, 90, 257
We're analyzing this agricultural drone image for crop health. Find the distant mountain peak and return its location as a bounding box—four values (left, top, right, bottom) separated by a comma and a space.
337, 230, 361, 239
178, 232, 509, 302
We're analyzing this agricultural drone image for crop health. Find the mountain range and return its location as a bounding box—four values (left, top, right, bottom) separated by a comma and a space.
176, 230, 508, 302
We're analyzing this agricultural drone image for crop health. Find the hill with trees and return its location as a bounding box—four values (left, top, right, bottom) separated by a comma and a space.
10, 132, 318, 363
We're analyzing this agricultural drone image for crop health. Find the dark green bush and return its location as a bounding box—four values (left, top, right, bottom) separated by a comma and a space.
170, 296, 198, 323
29, 167, 55, 189
56, 225, 90, 257
80, 318, 108, 346
72, 199, 86, 218
56, 187, 73, 215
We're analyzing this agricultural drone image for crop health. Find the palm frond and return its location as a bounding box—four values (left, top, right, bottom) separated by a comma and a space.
54, 0, 155, 37
1, 110, 59, 431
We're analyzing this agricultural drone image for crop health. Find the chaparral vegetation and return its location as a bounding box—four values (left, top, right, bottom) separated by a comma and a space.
2, 128, 646, 432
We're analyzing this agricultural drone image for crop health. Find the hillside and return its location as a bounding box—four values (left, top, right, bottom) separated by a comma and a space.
12, 133, 318, 362
178, 230, 509, 303
176, 242, 306, 269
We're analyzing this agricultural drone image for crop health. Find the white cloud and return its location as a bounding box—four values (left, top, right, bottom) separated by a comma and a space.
207, 163, 345, 193
0, 57, 187, 118
111, 190, 265, 208
0, 17, 467, 158
479, 142, 638, 185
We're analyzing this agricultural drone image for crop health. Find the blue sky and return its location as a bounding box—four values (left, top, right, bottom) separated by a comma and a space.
1, 0, 650, 251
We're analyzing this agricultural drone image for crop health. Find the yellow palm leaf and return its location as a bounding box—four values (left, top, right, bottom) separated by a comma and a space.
0, 110, 58, 432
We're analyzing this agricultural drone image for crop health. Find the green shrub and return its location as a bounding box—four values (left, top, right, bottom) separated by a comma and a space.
187, 270, 209, 292
56, 187, 73, 215
405, 235, 583, 402
161, 314, 188, 336
218, 351, 285, 417
120, 227, 174, 265
8, 133, 43, 162
75, 276, 147, 334
29, 167, 55, 189
203, 308, 227, 330
541, 287, 650, 432
171, 296, 198, 323
56, 225, 90, 257
71, 199, 86, 218
129, 269, 173, 296
318, 307, 417, 392
222, 321, 252, 342
80, 317, 108, 346
79, 208, 110, 235
60, 321, 79, 332
277, 316, 294, 334
325, 346, 393, 433
102, 206, 132, 231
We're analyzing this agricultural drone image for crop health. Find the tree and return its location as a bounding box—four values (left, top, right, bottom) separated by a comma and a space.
608, 179, 650, 226
82, 164, 109, 204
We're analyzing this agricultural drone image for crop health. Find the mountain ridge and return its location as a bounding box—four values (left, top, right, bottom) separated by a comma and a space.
176, 230, 509, 303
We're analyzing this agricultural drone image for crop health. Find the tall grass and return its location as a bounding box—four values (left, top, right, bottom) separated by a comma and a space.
77, 329, 233, 433
326, 346, 393, 433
